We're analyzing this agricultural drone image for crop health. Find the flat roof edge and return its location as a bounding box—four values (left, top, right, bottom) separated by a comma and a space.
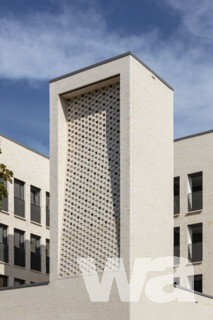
174, 129, 213, 142
0, 134, 49, 159
49, 52, 174, 91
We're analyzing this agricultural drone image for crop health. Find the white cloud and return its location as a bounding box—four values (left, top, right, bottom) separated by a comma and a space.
0, 1, 213, 137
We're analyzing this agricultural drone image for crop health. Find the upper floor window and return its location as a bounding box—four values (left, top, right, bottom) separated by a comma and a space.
14, 229, 25, 268
174, 177, 180, 214
30, 234, 41, 272
174, 227, 180, 265
188, 223, 202, 263
0, 180, 8, 212
0, 275, 8, 288
188, 274, 202, 293
14, 178, 25, 218
46, 239, 50, 274
46, 192, 50, 227
188, 172, 202, 212
31, 186, 41, 224
0, 224, 8, 263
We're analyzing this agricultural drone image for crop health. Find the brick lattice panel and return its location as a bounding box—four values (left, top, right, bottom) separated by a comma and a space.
59, 82, 120, 278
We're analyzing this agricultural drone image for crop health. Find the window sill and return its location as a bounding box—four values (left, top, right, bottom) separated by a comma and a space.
186, 210, 202, 215
14, 215, 26, 221
31, 269, 42, 274
14, 265, 26, 270
174, 213, 180, 218
46, 226, 50, 230
0, 261, 9, 265
0, 210, 9, 215
31, 221, 42, 227
187, 261, 202, 266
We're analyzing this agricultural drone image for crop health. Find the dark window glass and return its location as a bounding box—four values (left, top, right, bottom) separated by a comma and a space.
174, 177, 180, 214
0, 180, 8, 212
46, 192, 50, 227
174, 227, 180, 265
0, 224, 8, 263
46, 239, 50, 274
30, 234, 41, 271
194, 274, 202, 293
188, 172, 202, 211
14, 229, 25, 267
188, 223, 202, 263
31, 186, 41, 224
14, 278, 25, 286
14, 179, 25, 218
0, 275, 8, 288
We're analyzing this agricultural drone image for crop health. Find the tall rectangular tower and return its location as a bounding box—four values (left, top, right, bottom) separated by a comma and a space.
49, 52, 173, 317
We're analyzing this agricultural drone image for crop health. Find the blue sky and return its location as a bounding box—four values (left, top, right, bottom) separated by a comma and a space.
0, 0, 213, 156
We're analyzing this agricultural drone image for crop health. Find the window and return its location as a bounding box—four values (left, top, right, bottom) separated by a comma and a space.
188, 274, 202, 293
174, 227, 180, 265
188, 223, 202, 263
46, 239, 50, 274
46, 192, 50, 227
0, 275, 8, 288
30, 234, 41, 272
14, 278, 25, 286
174, 177, 180, 214
173, 277, 180, 286
0, 224, 8, 263
14, 178, 25, 218
0, 180, 8, 212
188, 172, 202, 212
31, 186, 41, 224
14, 229, 25, 267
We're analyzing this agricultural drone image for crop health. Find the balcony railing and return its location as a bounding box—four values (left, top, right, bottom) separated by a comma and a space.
14, 197, 25, 218
174, 195, 180, 214
0, 243, 8, 263
14, 247, 25, 267
31, 253, 41, 272
31, 204, 41, 224
46, 210, 50, 227
188, 191, 202, 212
174, 245, 180, 265
0, 197, 8, 212
188, 242, 202, 263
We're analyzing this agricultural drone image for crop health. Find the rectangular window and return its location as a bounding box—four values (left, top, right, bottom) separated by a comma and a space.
0, 224, 8, 263
174, 177, 180, 214
31, 186, 41, 224
46, 192, 50, 227
14, 229, 25, 267
188, 223, 202, 263
188, 172, 202, 212
0, 180, 8, 212
174, 227, 180, 265
46, 239, 50, 274
0, 275, 8, 288
14, 178, 25, 218
14, 278, 25, 286
30, 234, 41, 272
188, 274, 202, 293
174, 277, 180, 286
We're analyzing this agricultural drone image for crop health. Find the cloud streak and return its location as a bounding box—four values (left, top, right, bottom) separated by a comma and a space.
0, 1, 213, 137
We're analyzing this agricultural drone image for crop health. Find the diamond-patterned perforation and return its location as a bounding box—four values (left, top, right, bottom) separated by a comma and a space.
59, 82, 120, 278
